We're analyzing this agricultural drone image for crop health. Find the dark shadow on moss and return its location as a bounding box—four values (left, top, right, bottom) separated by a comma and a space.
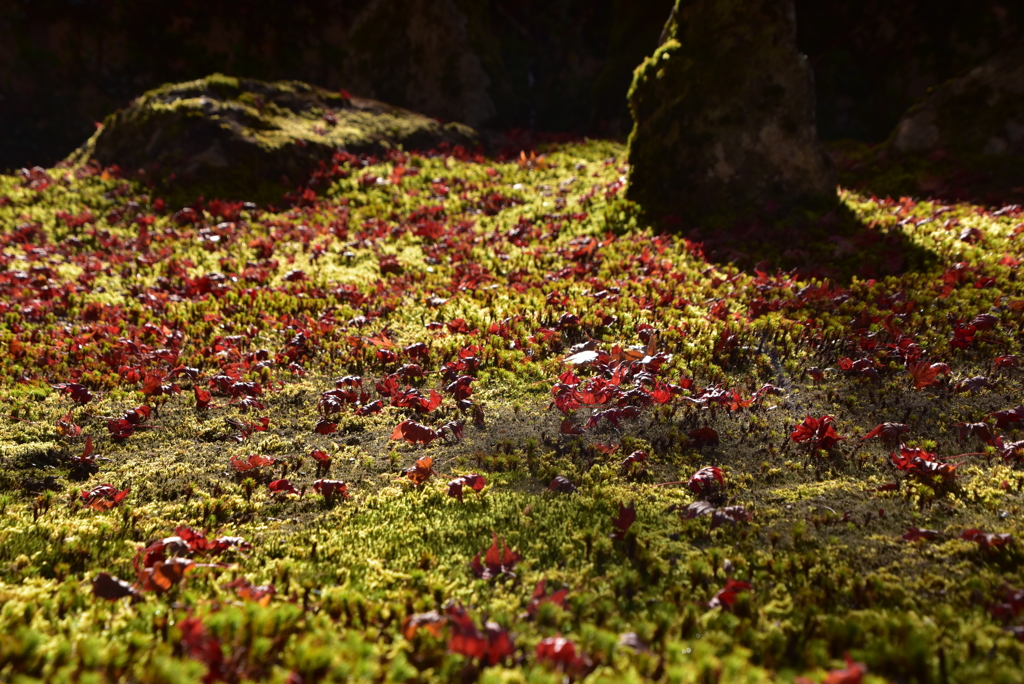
655, 200, 940, 284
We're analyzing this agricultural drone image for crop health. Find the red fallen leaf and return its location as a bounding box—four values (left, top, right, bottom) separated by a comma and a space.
560, 417, 585, 435
593, 442, 619, 455
891, 445, 962, 485
958, 422, 995, 445
193, 386, 213, 409
391, 419, 439, 445
955, 375, 993, 394
56, 410, 82, 437
81, 484, 130, 510
902, 527, 942, 542
990, 405, 1024, 429
310, 449, 330, 464
402, 610, 447, 640
314, 419, 338, 435
536, 635, 585, 670
996, 435, 1024, 463
971, 313, 999, 330
610, 500, 636, 539
445, 603, 516, 666
711, 505, 753, 531
438, 420, 465, 442
268, 479, 300, 496
962, 528, 1013, 550
176, 616, 225, 679
229, 454, 275, 472
875, 482, 900, 492
124, 405, 151, 425
313, 479, 349, 500
355, 399, 384, 416
862, 422, 910, 444
807, 654, 867, 684
525, 579, 569, 618
139, 557, 193, 593
448, 474, 486, 502
687, 427, 720, 447
471, 532, 521, 580
621, 450, 647, 470
688, 466, 724, 496
708, 578, 752, 610
673, 500, 717, 520
402, 456, 435, 485
791, 415, 844, 450
995, 355, 1020, 369
52, 382, 94, 405
224, 577, 276, 606
907, 361, 950, 389
806, 366, 825, 381
548, 475, 577, 493
107, 419, 135, 440
92, 572, 140, 601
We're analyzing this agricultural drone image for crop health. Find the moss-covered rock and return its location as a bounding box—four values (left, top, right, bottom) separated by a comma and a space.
69, 73, 478, 203
626, 0, 837, 227
891, 42, 1024, 185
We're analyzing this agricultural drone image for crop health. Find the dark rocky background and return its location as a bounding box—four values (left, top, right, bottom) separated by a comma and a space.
1, 0, 1021, 171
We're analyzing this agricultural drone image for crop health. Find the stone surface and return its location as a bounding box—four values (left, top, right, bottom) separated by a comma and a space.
893, 43, 1024, 160
70, 74, 477, 201
626, 0, 837, 226
344, 0, 496, 128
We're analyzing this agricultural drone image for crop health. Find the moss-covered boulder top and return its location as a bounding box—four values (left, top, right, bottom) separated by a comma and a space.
70, 74, 478, 203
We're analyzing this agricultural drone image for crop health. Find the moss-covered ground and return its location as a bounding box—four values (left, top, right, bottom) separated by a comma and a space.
2, 140, 1024, 683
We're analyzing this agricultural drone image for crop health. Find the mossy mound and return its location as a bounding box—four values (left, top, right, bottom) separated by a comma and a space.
69, 73, 478, 204
626, 0, 836, 227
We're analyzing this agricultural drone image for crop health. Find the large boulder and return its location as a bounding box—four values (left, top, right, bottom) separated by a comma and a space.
70, 73, 477, 202
893, 43, 1024, 162
626, 0, 836, 226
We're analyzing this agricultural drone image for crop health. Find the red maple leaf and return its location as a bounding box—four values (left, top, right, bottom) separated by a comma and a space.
403, 456, 435, 485
471, 532, 521, 580
688, 466, 724, 496
447, 474, 486, 502
907, 361, 950, 389
610, 500, 636, 539
268, 479, 300, 496
790, 415, 843, 450
708, 578, 752, 610
313, 479, 349, 500
391, 420, 439, 445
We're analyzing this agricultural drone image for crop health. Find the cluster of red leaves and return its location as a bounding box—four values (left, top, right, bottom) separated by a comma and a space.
688, 466, 724, 496
129, 527, 247, 594
536, 635, 593, 677
447, 473, 486, 502
107, 405, 152, 440
403, 602, 515, 666
312, 479, 349, 500
229, 453, 275, 472
524, 579, 569, 618
390, 419, 465, 445
790, 415, 843, 451
81, 483, 130, 510
471, 532, 521, 580
891, 445, 962, 487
